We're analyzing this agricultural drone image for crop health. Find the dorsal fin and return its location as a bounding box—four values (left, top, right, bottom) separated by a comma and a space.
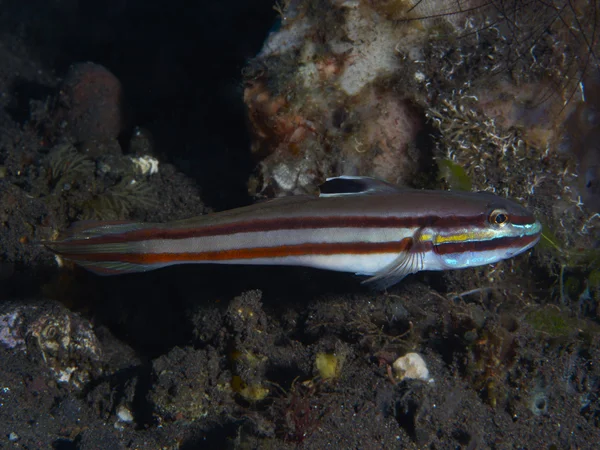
319, 176, 402, 197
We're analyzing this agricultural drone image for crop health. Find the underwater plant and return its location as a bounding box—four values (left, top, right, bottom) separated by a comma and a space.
81, 177, 158, 220
46, 143, 95, 191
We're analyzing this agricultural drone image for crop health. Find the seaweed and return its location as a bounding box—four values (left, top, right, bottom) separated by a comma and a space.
525, 307, 579, 338
538, 223, 600, 312
46, 143, 95, 191
436, 158, 472, 191
270, 379, 329, 443
81, 177, 158, 220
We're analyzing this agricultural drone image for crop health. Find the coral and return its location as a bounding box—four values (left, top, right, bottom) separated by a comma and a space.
244, 0, 600, 244
0, 300, 102, 388
315, 353, 341, 380
130, 155, 159, 175
41, 134, 162, 223
55, 62, 125, 143
244, 0, 430, 196
231, 374, 269, 402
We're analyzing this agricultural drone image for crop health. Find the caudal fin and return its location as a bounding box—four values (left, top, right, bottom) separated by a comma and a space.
44, 220, 165, 275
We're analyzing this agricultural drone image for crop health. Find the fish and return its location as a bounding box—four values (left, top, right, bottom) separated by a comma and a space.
44, 176, 542, 289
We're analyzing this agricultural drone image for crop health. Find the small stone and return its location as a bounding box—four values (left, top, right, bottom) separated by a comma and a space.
392, 352, 432, 382
116, 405, 134, 423
8, 432, 19, 441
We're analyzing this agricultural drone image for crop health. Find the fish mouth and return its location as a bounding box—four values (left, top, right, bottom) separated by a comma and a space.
524, 233, 541, 251
508, 234, 540, 257
524, 220, 543, 250
505, 223, 542, 257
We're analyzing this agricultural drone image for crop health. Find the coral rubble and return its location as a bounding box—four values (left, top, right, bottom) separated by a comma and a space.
244, 0, 600, 313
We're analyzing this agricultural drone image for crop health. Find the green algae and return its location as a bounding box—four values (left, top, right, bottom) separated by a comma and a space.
436, 159, 473, 191
525, 308, 572, 337
523, 307, 597, 338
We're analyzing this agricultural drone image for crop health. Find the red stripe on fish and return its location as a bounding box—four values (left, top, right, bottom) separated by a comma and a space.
60, 239, 415, 264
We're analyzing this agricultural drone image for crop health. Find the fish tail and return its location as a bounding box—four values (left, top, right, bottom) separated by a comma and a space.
44, 220, 165, 275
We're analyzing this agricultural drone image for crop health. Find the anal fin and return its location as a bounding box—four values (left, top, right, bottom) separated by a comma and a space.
74, 259, 159, 276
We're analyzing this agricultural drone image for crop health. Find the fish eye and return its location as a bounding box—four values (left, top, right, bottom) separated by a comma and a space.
489, 209, 509, 227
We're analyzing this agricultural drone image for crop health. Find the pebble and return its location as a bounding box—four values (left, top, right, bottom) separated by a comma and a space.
392, 352, 432, 383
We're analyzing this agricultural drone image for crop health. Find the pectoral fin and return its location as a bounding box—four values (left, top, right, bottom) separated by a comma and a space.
361, 233, 427, 290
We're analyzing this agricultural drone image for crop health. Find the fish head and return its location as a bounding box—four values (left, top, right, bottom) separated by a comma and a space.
432, 192, 542, 270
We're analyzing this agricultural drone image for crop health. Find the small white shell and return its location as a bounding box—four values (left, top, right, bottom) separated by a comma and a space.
130, 155, 159, 175
392, 352, 433, 382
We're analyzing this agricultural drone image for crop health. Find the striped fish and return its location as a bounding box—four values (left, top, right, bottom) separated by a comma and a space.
44, 176, 542, 288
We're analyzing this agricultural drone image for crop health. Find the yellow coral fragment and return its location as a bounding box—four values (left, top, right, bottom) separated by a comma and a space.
315, 353, 341, 379
231, 375, 269, 402
240, 384, 269, 402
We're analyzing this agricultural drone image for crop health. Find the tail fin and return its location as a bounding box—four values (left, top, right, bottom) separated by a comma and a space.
44, 220, 164, 275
